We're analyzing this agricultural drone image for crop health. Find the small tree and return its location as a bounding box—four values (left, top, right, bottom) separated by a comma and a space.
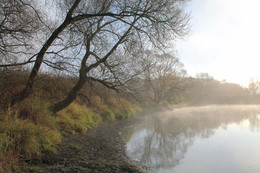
141, 51, 187, 105
248, 79, 260, 95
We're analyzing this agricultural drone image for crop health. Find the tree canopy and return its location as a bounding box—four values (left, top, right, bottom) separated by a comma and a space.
1, 0, 190, 112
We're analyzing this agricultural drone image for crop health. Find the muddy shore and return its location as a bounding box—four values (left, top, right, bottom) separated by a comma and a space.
25, 116, 147, 173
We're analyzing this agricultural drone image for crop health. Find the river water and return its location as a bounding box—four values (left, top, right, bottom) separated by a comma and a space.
124, 105, 260, 173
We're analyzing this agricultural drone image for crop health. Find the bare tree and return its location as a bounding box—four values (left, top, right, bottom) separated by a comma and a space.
49, 0, 189, 113
2, 0, 189, 111
0, 0, 44, 65
141, 51, 187, 105
248, 79, 260, 95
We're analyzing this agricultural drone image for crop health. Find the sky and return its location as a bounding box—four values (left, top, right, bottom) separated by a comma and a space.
176, 0, 260, 86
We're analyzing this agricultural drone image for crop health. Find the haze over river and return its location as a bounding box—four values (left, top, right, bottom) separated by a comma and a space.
124, 105, 260, 173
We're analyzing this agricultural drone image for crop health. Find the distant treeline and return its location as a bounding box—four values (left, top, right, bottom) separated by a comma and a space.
184, 76, 260, 105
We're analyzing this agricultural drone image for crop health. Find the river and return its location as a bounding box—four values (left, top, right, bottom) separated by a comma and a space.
124, 105, 260, 173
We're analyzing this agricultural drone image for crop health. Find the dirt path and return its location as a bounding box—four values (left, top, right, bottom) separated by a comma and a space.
26, 117, 147, 173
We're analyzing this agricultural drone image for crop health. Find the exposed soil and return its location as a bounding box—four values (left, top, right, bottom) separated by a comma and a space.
25, 116, 147, 173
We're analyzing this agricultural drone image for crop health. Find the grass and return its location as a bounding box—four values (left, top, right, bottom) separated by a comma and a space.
0, 95, 141, 172
92, 96, 140, 121
0, 101, 62, 173
69, 143, 83, 150
56, 102, 101, 134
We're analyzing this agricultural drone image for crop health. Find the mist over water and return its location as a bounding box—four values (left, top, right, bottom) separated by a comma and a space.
124, 105, 260, 173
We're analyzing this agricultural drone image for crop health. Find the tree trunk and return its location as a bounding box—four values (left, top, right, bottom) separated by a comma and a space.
10, 21, 71, 107
10, 0, 81, 107
50, 77, 86, 114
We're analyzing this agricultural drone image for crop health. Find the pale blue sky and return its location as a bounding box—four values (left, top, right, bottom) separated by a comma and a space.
177, 0, 260, 86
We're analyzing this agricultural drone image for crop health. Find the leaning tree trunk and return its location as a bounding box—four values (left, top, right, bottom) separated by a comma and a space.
50, 16, 137, 114
10, 0, 81, 107
50, 77, 87, 114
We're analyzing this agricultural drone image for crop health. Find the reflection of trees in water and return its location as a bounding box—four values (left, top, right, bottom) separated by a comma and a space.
126, 107, 260, 171
140, 118, 194, 169
128, 116, 215, 170
247, 113, 260, 132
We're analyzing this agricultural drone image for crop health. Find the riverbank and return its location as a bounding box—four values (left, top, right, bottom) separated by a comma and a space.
23, 116, 147, 173
0, 95, 142, 172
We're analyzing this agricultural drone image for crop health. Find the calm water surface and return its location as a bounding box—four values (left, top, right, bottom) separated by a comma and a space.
124, 105, 260, 173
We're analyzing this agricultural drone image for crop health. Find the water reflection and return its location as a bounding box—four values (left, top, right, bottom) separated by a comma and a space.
247, 113, 260, 132
125, 105, 260, 173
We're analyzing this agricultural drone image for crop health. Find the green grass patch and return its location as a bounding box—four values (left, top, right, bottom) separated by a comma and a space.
56, 102, 101, 134
69, 143, 83, 151
0, 109, 61, 172
106, 97, 140, 120
0, 96, 140, 172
